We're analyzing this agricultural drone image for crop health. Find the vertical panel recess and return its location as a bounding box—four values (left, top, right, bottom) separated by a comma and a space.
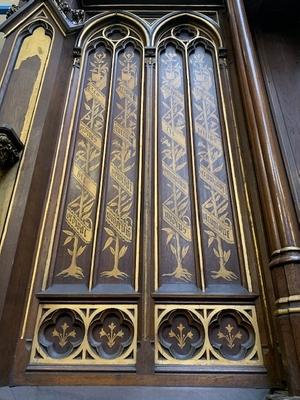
94, 41, 143, 292
52, 43, 112, 288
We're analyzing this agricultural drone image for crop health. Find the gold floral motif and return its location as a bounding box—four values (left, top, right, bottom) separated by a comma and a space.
101, 48, 138, 279
57, 51, 109, 279
52, 322, 76, 348
191, 49, 238, 281
217, 323, 242, 349
160, 46, 193, 282
99, 322, 125, 348
169, 323, 194, 349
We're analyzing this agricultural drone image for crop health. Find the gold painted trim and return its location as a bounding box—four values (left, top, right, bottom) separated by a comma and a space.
155, 304, 263, 366
185, 40, 205, 291
135, 45, 145, 291
275, 295, 300, 305
154, 41, 158, 290
272, 246, 300, 256
274, 307, 300, 316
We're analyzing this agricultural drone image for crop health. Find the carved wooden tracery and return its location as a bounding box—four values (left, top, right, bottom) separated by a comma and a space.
19, 12, 264, 374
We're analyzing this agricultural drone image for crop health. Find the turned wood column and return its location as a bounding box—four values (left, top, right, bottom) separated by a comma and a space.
227, 0, 300, 395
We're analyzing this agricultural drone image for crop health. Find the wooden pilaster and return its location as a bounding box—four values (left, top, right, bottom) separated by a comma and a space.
227, 0, 300, 394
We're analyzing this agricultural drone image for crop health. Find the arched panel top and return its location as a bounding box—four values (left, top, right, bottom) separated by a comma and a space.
151, 12, 223, 48
18, 20, 54, 40
77, 12, 150, 49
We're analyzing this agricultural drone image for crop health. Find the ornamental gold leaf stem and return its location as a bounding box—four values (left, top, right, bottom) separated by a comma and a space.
169, 323, 193, 349
217, 323, 242, 349
52, 322, 76, 348
99, 322, 124, 348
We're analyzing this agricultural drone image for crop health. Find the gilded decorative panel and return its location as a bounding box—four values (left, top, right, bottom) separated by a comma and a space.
189, 44, 241, 285
155, 25, 243, 292
155, 304, 263, 367
48, 26, 144, 292
30, 304, 137, 366
156, 43, 198, 289
95, 42, 143, 290
53, 43, 112, 285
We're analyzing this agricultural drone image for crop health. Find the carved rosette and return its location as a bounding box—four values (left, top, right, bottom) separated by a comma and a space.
158, 310, 204, 360
88, 309, 134, 359
208, 310, 255, 360
30, 304, 137, 366
38, 309, 84, 359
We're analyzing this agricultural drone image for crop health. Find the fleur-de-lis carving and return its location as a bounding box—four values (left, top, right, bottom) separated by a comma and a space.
52, 322, 77, 348
217, 323, 242, 349
99, 322, 124, 348
168, 323, 194, 349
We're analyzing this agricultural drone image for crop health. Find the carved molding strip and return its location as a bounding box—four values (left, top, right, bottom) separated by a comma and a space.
30, 304, 137, 366
155, 304, 263, 366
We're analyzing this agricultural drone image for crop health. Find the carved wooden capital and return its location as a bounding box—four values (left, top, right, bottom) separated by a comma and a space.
0, 126, 23, 169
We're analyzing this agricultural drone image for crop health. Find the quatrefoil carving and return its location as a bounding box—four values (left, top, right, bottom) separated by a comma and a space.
208, 310, 255, 360
158, 310, 204, 360
38, 309, 84, 359
88, 309, 134, 359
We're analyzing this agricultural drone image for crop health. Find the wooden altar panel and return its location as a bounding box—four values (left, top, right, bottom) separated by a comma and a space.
0, 8, 275, 388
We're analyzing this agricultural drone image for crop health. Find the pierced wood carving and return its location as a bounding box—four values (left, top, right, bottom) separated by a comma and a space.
31, 304, 137, 366
88, 308, 134, 359
155, 304, 262, 366
208, 309, 255, 360
158, 310, 204, 360
38, 309, 84, 359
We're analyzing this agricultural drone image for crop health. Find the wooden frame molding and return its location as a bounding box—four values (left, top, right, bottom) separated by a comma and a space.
227, 0, 300, 395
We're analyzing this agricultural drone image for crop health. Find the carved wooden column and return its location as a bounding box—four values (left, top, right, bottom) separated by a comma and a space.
227, 0, 300, 395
